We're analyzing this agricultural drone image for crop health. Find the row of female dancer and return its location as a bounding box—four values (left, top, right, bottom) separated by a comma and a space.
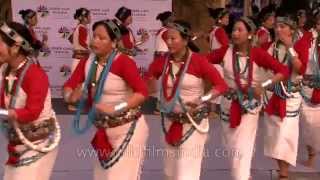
0, 4, 320, 180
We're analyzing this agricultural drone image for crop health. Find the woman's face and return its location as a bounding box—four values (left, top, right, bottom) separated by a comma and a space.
0, 35, 10, 63
28, 14, 38, 26
275, 22, 293, 41
264, 15, 275, 29
220, 14, 229, 26
0, 35, 21, 63
123, 16, 133, 26
165, 28, 188, 55
298, 14, 307, 28
83, 13, 91, 25
91, 25, 114, 57
231, 21, 250, 45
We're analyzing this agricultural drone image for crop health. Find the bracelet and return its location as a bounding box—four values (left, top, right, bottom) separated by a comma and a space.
261, 79, 272, 88
288, 47, 297, 57
114, 102, 128, 112
0, 109, 9, 119
200, 93, 213, 102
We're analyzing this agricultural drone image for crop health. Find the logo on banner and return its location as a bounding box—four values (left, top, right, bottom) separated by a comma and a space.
58, 26, 72, 39
40, 46, 51, 57
37, 5, 49, 17
60, 64, 71, 77
89, 8, 110, 18
51, 46, 73, 58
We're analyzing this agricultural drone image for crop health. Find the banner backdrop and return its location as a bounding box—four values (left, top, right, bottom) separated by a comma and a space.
11, 0, 172, 97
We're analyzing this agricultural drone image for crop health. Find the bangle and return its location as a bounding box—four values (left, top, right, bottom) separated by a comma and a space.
261, 79, 272, 88
114, 102, 128, 112
288, 47, 297, 57
200, 93, 213, 102
0, 109, 9, 119
63, 91, 72, 102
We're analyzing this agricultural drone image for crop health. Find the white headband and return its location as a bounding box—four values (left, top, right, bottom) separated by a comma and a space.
0, 22, 34, 53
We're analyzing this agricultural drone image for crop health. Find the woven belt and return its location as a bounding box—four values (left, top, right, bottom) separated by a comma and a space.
165, 105, 210, 124
94, 108, 142, 128
5, 118, 56, 145
224, 89, 243, 100
267, 81, 302, 93
154, 51, 167, 57
72, 50, 90, 59
302, 74, 320, 89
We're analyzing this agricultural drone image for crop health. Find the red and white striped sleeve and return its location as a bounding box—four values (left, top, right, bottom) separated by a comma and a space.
215, 27, 229, 47
63, 59, 87, 89
111, 54, 148, 97
191, 54, 228, 94
14, 65, 49, 123
78, 26, 88, 49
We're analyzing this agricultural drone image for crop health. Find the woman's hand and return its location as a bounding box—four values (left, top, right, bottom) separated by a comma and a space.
8, 109, 17, 121
253, 84, 264, 100
95, 102, 115, 116
69, 85, 82, 103
141, 32, 149, 43
185, 101, 199, 115
42, 33, 48, 42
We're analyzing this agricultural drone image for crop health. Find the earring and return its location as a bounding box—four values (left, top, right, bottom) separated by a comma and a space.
248, 35, 252, 40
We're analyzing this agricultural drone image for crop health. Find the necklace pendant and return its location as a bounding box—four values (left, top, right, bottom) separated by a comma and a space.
91, 83, 96, 87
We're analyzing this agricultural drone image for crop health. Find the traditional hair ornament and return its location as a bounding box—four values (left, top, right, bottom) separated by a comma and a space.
276, 16, 297, 29
217, 9, 229, 19
0, 22, 34, 53
104, 20, 122, 40
297, 9, 306, 17
167, 22, 192, 37
81, 9, 89, 16
239, 16, 256, 32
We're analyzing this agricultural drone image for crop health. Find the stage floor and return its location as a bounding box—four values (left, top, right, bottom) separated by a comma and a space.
1, 99, 320, 179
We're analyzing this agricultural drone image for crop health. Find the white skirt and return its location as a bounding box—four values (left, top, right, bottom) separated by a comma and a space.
93, 116, 149, 180
220, 97, 261, 180
301, 86, 320, 151
163, 118, 208, 180
3, 141, 58, 180
264, 92, 302, 166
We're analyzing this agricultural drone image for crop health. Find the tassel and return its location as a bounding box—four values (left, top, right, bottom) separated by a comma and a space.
266, 94, 286, 120
229, 100, 242, 128
91, 128, 113, 161
165, 121, 183, 145
6, 143, 18, 165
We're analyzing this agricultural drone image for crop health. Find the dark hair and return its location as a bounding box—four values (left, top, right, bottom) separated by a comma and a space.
208, 8, 228, 20
74, 8, 90, 20
92, 19, 122, 41
19, 9, 36, 24
156, 11, 172, 26
172, 20, 200, 52
258, 6, 275, 24
115, 6, 132, 22
0, 21, 39, 56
